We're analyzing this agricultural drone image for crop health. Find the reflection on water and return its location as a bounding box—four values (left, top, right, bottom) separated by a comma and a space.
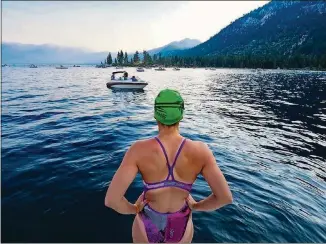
2, 67, 326, 242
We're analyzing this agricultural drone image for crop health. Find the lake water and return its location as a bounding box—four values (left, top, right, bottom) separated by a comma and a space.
2, 66, 326, 242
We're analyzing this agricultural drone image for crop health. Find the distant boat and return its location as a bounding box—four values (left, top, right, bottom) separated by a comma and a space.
210, 68, 216, 70
137, 67, 145, 72
173, 67, 180, 71
116, 66, 123, 69
56, 65, 68, 69
154, 67, 166, 71
96, 64, 110, 68
29, 64, 38, 68
73, 65, 81, 67
2, 64, 8, 67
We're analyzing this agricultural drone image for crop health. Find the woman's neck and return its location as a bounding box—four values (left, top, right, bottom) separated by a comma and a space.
158, 126, 180, 139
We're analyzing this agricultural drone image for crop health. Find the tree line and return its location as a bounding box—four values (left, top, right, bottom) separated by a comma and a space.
101, 51, 326, 70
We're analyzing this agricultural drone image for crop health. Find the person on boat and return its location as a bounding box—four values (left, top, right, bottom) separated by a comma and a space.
111, 74, 115, 80
131, 76, 137, 82
124, 71, 128, 80
104, 89, 233, 243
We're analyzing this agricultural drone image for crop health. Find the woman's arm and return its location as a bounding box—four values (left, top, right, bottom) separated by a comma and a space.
188, 142, 233, 212
104, 142, 142, 215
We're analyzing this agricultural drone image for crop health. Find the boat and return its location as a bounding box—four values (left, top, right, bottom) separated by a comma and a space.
2, 64, 8, 67
29, 64, 38, 68
116, 66, 123, 69
210, 68, 216, 70
106, 71, 148, 90
56, 65, 68, 69
154, 67, 166, 71
137, 67, 145, 72
173, 67, 180, 71
73, 65, 81, 67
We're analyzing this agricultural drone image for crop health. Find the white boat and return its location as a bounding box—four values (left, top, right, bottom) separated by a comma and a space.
210, 68, 216, 70
106, 71, 148, 89
154, 67, 166, 71
29, 64, 38, 68
56, 65, 68, 69
137, 67, 145, 72
116, 66, 123, 69
173, 67, 180, 71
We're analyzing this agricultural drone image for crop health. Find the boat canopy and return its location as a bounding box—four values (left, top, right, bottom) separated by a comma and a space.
112, 71, 127, 75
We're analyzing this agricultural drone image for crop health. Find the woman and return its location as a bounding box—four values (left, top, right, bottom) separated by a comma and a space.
105, 89, 233, 243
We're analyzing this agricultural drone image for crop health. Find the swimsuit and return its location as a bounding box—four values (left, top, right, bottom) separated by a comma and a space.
139, 137, 193, 243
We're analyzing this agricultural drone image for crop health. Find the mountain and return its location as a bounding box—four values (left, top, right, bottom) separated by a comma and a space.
147, 38, 201, 56
1, 38, 200, 65
179, 1, 326, 58
1, 42, 111, 64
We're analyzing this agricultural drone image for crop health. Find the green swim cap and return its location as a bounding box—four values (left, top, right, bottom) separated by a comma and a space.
154, 89, 184, 125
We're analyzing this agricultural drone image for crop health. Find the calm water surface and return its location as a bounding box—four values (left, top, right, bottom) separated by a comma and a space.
2, 66, 326, 242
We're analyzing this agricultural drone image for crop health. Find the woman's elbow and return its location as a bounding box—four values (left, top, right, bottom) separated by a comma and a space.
227, 195, 233, 204
104, 196, 115, 209
224, 192, 233, 205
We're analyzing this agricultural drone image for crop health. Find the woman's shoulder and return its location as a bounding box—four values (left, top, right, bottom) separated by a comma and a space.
183, 138, 213, 160
184, 138, 210, 150
130, 137, 156, 150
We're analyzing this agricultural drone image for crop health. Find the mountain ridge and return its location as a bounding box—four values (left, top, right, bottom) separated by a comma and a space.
147, 38, 201, 56
2, 42, 109, 64
1, 38, 201, 64
178, 1, 326, 59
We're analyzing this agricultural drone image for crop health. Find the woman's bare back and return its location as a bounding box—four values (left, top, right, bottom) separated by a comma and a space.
135, 135, 203, 212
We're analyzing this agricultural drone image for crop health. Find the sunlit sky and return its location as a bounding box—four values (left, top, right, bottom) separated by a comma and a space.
2, 1, 269, 52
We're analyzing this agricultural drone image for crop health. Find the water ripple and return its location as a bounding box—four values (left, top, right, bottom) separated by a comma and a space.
2, 67, 326, 242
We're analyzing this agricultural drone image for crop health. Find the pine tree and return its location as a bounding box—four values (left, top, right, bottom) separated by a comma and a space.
153, 54, 157, 64
118, 50, 124, 65
107, 53, 112, 65
134, 51, 140, 64
124, 52, 128, 65
143, 50, 147, 64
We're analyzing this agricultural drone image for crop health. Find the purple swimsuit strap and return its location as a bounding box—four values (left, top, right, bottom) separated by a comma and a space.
154, 137, 186, 180
143, 137, 188, 200
171, 138, 187, 179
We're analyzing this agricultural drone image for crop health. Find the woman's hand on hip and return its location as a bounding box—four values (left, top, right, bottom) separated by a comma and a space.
186, 194, 198, 210
134, 192, 148, 214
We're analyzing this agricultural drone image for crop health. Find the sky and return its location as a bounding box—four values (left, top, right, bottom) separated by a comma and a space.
2, 1, 269, 52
